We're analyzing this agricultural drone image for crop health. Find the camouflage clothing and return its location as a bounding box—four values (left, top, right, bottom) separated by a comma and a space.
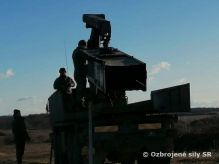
12, 114, 30, 164
72, 47, 87, 100
72, 47, 87, 79
53, 75, 75, 94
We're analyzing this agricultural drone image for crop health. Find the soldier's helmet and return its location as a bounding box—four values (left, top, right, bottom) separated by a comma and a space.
13, 109, 21, 117
78, 40, 86, 48
59, 68, 66, 73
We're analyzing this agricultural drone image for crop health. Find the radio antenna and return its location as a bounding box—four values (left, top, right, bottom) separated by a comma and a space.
64, 41, 69, 73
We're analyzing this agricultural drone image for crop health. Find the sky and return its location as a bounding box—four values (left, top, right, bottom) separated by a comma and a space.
0, 0, 219, 115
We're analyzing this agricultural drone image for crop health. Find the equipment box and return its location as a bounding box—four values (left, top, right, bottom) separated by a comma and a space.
82, 48, 147, 93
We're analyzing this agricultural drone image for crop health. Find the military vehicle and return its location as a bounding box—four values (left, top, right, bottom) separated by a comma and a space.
48, 14, 190, 164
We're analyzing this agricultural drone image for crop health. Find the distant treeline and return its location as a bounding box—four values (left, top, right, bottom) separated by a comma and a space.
0, 108, 218, 130
0, 114, 51, 130
192, 107, 219, 113
0, 109, 219, 151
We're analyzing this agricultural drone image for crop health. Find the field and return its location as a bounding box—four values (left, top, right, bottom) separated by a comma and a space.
0, 130, 51, 164
0, 110, 219, 164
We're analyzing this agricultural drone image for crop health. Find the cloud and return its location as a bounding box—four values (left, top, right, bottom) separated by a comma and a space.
166, 77, 189, 88
5, 69, 14, 77
191, 98, 219, 108
191, 100, 219, 108
172, 77, 188, 85
177, 78, 187, 83
149, 62, 170, 76
148, 76, 154, 82
0, 69, 15, 80
17, 96, 33, 102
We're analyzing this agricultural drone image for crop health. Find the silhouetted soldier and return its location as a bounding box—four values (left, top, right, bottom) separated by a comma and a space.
54, 68, 75, 111
72, 40, 87, 104
54, 68, 75, 94
12, 109, 30, 164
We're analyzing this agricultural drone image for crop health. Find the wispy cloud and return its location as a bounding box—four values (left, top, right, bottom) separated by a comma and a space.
173, 77, 188, 85
177, 78, 187, 83
5, 69, 14, 77
149, 61, 170, 76
161, 77, 189, 90
192, 98, 219, 107
17, 96, 33, 102
148, 76, 154, 82
0, 69, 15, 80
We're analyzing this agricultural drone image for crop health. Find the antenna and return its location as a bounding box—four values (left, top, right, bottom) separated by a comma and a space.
64, 41, 69, 73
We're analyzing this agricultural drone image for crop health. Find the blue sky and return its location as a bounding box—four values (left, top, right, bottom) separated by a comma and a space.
0, 0, 219, 115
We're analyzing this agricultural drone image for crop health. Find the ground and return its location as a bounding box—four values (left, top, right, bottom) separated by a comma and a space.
0, 130, 51, 164
0, 113, 219, 164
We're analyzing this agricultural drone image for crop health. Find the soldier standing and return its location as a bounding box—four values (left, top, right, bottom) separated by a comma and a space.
53, 67, 75, 94
72, 40, 87, 104
53, 68, 75, 111
12, 109, 30, 164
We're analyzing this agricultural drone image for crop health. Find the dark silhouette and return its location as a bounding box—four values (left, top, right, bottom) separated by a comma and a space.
12, 109, 30, 164
53, 68, 75, 111
53, 68, 75, 94
72, 40, 87, 102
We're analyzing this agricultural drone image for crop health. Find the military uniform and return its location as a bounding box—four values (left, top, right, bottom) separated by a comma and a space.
53, 72, 75, 111
53, 75, 75, 94
12, 110, 30, 164
72, 47, 87, 101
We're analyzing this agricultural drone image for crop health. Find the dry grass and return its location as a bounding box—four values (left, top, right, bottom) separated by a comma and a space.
0, 113, 219, 163
0, 144, 50, 164
0, 130, 51, 164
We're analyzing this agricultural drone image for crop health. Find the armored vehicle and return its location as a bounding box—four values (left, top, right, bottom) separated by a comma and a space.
48, 14, 190, 164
